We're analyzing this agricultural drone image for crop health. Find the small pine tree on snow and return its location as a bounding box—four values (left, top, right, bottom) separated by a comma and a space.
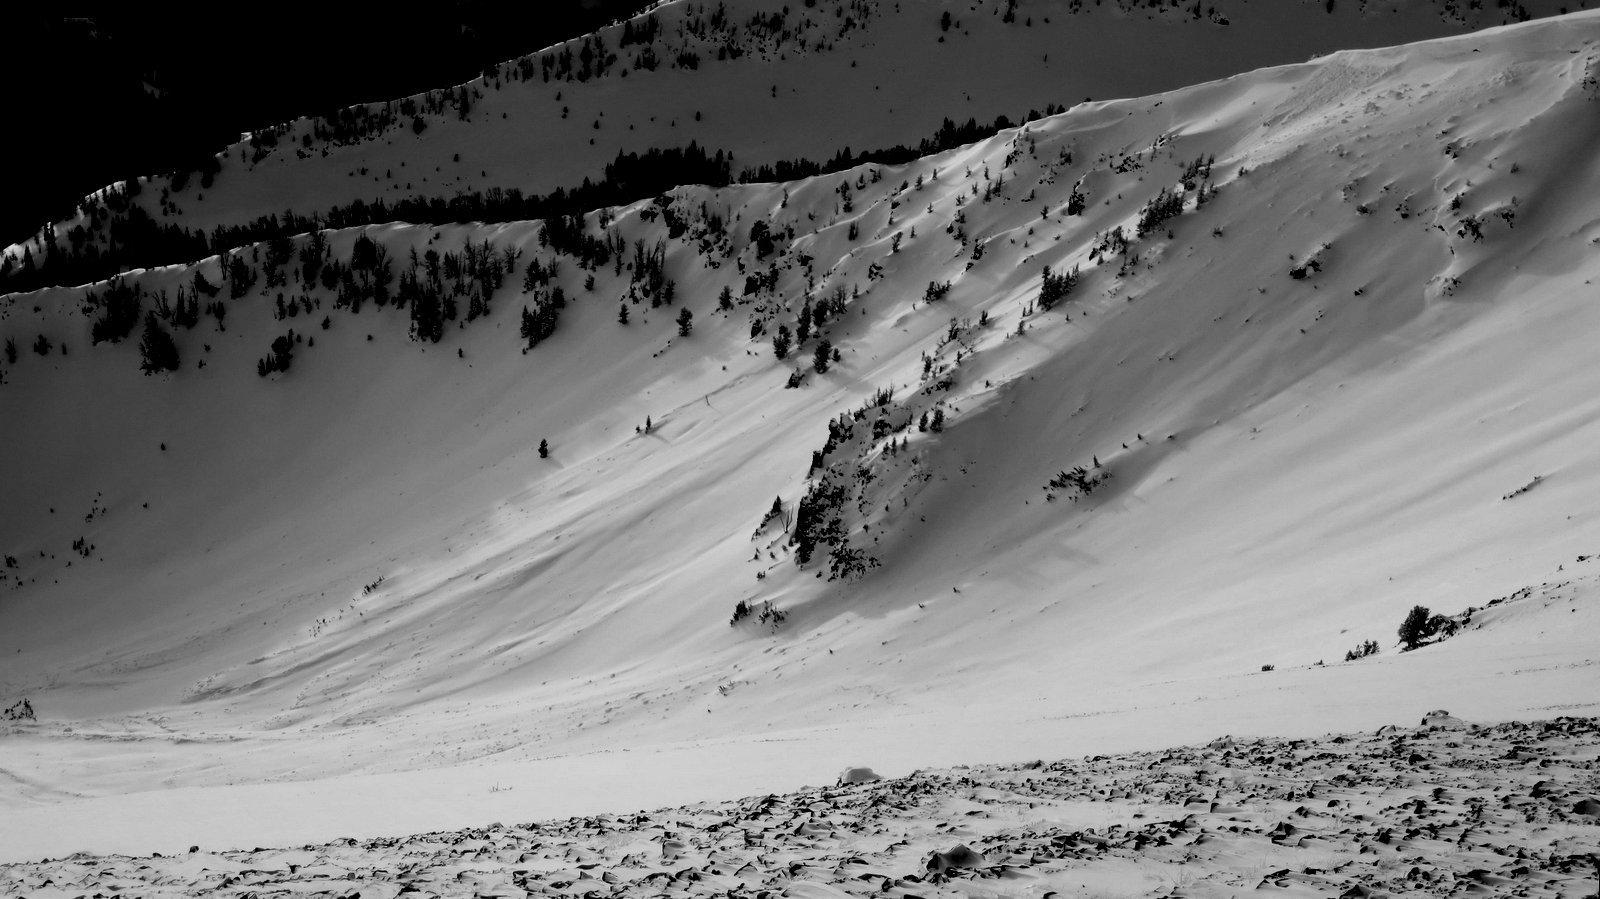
676, 306, 693, 336
918, 411, 929, 432
773, 324, 792, 359
538, 439, 549, 458
930, 408, 945, 432
718, 285, 734, 311
3, 337, 15, 364
138, 314, 180, 374
1398, 604, 1435, 650
618, 302, 630, 325
1066, 187, 1087, 216
32, 334, 50, 356
813, 338, 832, 373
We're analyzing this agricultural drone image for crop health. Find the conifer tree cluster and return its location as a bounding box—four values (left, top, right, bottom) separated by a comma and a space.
522, 284, 567, 350
1136, 187, 1186, 238
1066, 184, 1089, 216
1179, 154, 1216, 189
138, 314, 180, 374
395, 240, 519, 343
627, 239, 674, 307
813, 339, 833, 374
226, 254, 258, 299
791, 478, 850, 566
88, 278, 145, 344
1044, 463, 1110, 502
1038, 264, 1079, 310
256, 331, 296, 376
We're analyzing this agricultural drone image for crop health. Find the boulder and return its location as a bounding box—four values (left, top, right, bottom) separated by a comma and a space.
837, 766, 882, 786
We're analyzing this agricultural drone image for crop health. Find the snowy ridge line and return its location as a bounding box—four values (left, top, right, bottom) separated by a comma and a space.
3, 715, 1597, 897
6, 2, 1583, 278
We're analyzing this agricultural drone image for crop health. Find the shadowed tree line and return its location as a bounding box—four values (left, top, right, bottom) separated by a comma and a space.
5, 108, 1061, 296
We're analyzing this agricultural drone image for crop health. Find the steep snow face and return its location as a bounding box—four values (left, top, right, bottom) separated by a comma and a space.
3, 10, 1600, 861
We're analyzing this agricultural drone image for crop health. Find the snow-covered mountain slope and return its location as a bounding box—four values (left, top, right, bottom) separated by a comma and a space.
3, 9, 1600, 861
1, 0, 1578, 286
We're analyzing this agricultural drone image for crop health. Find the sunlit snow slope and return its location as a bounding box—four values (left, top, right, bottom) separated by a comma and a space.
2, 9, 1599, 861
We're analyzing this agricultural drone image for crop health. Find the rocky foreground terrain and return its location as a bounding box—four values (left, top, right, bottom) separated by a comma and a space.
4, 714, 1597, 898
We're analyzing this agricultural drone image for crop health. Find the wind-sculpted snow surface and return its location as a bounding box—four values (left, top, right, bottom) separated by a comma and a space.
4, 717, 1599, 897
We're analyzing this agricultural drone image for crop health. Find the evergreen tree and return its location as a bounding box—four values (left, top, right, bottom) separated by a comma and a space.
538, 439, 549, 458
3, 337, 15, 364
256, 332, 295, 376
227, 256, 256, 299
773, 324, 792, 359
930, 408, 945, 432
1398, 605, 1434, 650
618, 302, 630, 325
521, 306, 539, 345
718, 284, 734, 311
1038, 264, 1078, 311
172, 289, 200, 329
676, 306, 693, 336
90, 281, 143, 344
411, 288, 444, 342
813, 338, 832, 373
138, 313, 180, 374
